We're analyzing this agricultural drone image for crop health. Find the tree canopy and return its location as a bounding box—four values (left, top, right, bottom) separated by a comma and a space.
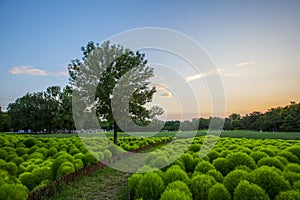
68, 41, 162, 143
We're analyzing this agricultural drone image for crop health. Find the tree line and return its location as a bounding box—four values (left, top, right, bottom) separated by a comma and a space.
0, 95, 299, 132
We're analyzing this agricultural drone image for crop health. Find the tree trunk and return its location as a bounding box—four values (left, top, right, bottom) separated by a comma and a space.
113, 120, 118, 144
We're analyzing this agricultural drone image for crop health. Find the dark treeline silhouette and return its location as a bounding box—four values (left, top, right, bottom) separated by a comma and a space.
0, 89, 299, 133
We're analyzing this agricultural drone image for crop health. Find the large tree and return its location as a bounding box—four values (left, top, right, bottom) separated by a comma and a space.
68, 41, 162, 144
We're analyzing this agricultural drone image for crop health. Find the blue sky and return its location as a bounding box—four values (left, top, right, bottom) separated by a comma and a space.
0, 0, 299, 118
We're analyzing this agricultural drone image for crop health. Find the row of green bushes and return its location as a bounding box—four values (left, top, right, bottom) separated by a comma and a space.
128, 136, 300, 199
0, 133, 171, 200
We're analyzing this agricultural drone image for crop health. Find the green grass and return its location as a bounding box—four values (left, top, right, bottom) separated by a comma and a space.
2, 130, 300, 140
41, 166, 129, 200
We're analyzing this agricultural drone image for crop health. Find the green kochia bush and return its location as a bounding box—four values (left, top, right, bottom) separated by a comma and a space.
136, 172, 164, 200
251, 166, 291, 199
275, 190, 300, 200
51, 153, 75, 179
56, 161, 75, 178
160, 189, 192, 200
207, 169, 224, 183
19, 172, 38, 191
163, 165, 189, 186
0, 183, 28, 200
223, 169, 249, 194
250, 151, 269, 163
213, 158, 231, 176
208, 183, 231, 200
128, 173, 143, 197
226, 152, 256, 170
190, 174, 216, 200
163, 181, 192, 199
194, 160, 215, 174
257, 157, 285, 171
277, 150, 300, 163
233, 180, 269, 200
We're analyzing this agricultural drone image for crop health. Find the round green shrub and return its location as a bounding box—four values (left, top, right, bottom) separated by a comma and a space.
260, 148, 276, 157
103, 150, 112, 159
258, 157, 284, 171
56, 161, 75, 178
190, 174, 216, 200
0, 150, 8, 160
29, 152, 44, 160
36, 147, 48, 157
32, 166, 52, 183
164, 181, 192, 199
287, 146, 300, 159
74, 152, 85, 160
282, 171, 300, 186
0, 183, 28, 200
233, 180, 269, 200
226, 152, 256, 170
207, 150, 219, 162
251, 166, 291, 198
250, 151, 269, 163
83, 152, 98, 166
74, 159, 84, 170
208, 183, 231, 200
275, 156, 289, 166
51, 153, 75, 178
275, 190, 300, 200
190, 144, 201, 152
19, 172, 38, 191
234, 165, 252, 172
223, 169, 249, 194
213, 158, 231, 176
11, 157, 24, 166
136, 172, 164, 200
47, 147, 58, 157
293, 181, 300, 191
286, 163, 300, 173
194, 160, 215, 174
163, 166, 189, 186
6, 153, 18, 162
207, 169, 224, 183
278, 151, 299, 164
160, 189, 192, 200
24, 138, 35, 148
128, 173, 143, 196
181, 153, 194, 173
4, 162, 18, 176
96, 152, 104, 161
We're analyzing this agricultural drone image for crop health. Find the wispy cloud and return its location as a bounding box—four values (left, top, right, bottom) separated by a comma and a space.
160, 90, 172, 98
185, 68, 223, 82
225, 73, 239, 77
10, 66, 48, 76
236, 61, 255, 67
9, 66, 68, 77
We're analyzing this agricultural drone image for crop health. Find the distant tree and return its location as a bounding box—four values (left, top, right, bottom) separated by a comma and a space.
0, 110, 9, 132
7, 86, 74, 133
68, 41, 162, 144
242, 111, 263, 131
280, 102, 300, 131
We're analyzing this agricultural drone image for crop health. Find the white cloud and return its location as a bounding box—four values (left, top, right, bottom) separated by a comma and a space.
185, 68, 223, 82
9, 66, 68, 77
236, 61, 255, 67
225, 73, 239, 77
160, 90, 172, 98
10, 66, 48, 76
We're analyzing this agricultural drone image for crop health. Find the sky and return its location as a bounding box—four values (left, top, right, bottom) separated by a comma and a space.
0, 0, 299, 120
